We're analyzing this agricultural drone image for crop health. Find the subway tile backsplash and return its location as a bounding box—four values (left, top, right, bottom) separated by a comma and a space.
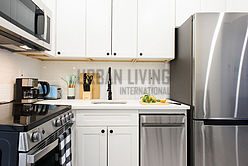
0, 49, 41, 101
40, 61, 170, 100
0, 48, 170, 101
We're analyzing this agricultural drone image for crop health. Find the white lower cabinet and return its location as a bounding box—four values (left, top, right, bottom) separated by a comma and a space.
77, 126, 138, 166
108, 127, 138, 166
75, 110, 138, 166
77, 127, 107, 166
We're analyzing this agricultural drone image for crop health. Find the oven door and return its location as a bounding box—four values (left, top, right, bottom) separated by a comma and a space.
22, 139, 59, 166
19, 123, 73, 166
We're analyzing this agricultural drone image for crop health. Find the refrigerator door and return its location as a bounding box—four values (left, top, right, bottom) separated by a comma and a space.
193, 13, 248, 119
194, 121, 248, 166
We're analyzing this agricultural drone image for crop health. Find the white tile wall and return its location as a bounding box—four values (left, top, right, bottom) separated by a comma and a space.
40, 61, 170, 100
0, 49, 41, 101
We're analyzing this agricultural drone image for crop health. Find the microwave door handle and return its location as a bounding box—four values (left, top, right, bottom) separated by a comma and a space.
27, 139, 58, 164
43, 11, 48, 40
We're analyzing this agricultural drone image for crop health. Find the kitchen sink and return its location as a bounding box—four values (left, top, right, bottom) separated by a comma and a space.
91, 100, 127, 104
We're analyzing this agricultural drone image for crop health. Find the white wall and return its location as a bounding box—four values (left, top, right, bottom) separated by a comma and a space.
40, 61, 170, 100
0, 49, 41, 101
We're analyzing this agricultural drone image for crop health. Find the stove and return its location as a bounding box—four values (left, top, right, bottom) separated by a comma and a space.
0, 103, 73, 166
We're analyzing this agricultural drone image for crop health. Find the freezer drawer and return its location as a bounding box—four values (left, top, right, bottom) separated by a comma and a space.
194, 121, 248, 166
140, 115, 186, 166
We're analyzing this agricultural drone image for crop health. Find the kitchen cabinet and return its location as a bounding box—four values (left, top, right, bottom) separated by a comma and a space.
86, 0, 137, 58
75, 110, 138, 166
137, 0, 175, 59
176, 0, 200, 27
77, 127, 107, 166
108, 127, 138, 166
111, 0, 137, 58
176, 0, 248, 27
200, 0, 227, 12
86, 0, 111, 58
226, 0, 248, 11
56, 0, 85, 57
77, 126, 138, 166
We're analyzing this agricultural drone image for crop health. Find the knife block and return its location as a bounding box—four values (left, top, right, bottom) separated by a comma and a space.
79, 73, 100, 100
83, 91, 92, 100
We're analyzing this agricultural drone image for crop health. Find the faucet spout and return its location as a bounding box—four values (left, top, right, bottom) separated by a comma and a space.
107, 67, 112, 100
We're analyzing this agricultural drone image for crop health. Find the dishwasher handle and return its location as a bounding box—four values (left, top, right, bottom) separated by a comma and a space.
142, 123, 185, 128
140, 115, 185, 124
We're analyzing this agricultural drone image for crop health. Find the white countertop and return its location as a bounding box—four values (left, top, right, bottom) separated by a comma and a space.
37, 99, 190, 110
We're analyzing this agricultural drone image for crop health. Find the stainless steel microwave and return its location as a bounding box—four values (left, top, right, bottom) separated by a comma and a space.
0, 0, 52, 52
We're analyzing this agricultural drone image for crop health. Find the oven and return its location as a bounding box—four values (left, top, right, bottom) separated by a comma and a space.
19, 122, 74, 166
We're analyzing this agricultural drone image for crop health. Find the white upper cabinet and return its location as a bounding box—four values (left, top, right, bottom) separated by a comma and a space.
176, 0, 200, 27
55, 0, 175, 60
138, 0, 175, 59
86, 0, 112, 58
112, 0, 137, 58
226, 0, 248, 11
200, 0, 227, 12
56, 0, 85, 57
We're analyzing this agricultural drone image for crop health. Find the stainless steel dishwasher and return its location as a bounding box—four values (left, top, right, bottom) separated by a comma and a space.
140, 114, 187, 166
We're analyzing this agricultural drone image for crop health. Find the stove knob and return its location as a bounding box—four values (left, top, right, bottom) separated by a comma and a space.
67, 113, 71, 120
65, 114, 69, 121
31, 131, 42, 142
68, 113, 72, 119
61, 116, 65, 125
54, 119, 62, 127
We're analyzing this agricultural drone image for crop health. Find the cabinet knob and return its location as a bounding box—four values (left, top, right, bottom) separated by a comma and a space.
109, 130, 113, 134
101, 129, 105, 133
57, 51, 61, 55
139, 53, 143, 56
107, 53, 110, 56
113, 53, 116, 56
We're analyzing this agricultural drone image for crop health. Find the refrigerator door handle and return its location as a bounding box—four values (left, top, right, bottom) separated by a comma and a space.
234, 25, 248, 118
203, 13, 225, 118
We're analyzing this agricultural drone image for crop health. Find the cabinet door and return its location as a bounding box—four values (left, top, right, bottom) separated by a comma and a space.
112, 0, 137, 58
108, 127, 138, 166
86, 0, 111, 57
138, 0, 175, 59
200, 0, 226, 12
176, 0, 200, 27
56, 0, 85, 57
77, 127, 107, 166
227, 0, 248, 11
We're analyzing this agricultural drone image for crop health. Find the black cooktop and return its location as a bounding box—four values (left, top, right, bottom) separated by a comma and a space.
0, 103, 71, 132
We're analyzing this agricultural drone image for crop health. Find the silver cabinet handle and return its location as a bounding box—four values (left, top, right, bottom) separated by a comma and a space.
27, 140, 58, 164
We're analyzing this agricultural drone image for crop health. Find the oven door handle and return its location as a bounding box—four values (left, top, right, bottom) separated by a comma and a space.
27, 139, 58, 164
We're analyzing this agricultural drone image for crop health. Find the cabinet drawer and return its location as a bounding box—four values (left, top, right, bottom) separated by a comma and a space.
76, 111, 138, 126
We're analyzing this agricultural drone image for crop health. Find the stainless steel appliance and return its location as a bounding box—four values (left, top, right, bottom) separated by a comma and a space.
15, 78, 50, 103
0, 103, 74, 166
0, 0, 52, 52
140, 114, 187, 166
170, 13, 248, 166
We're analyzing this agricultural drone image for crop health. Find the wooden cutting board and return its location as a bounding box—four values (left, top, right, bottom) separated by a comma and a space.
79, 73, 100, 99
139, 101, 169, 105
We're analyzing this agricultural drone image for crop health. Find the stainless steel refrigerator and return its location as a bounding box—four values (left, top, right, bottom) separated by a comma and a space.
170, 13, 248, 166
